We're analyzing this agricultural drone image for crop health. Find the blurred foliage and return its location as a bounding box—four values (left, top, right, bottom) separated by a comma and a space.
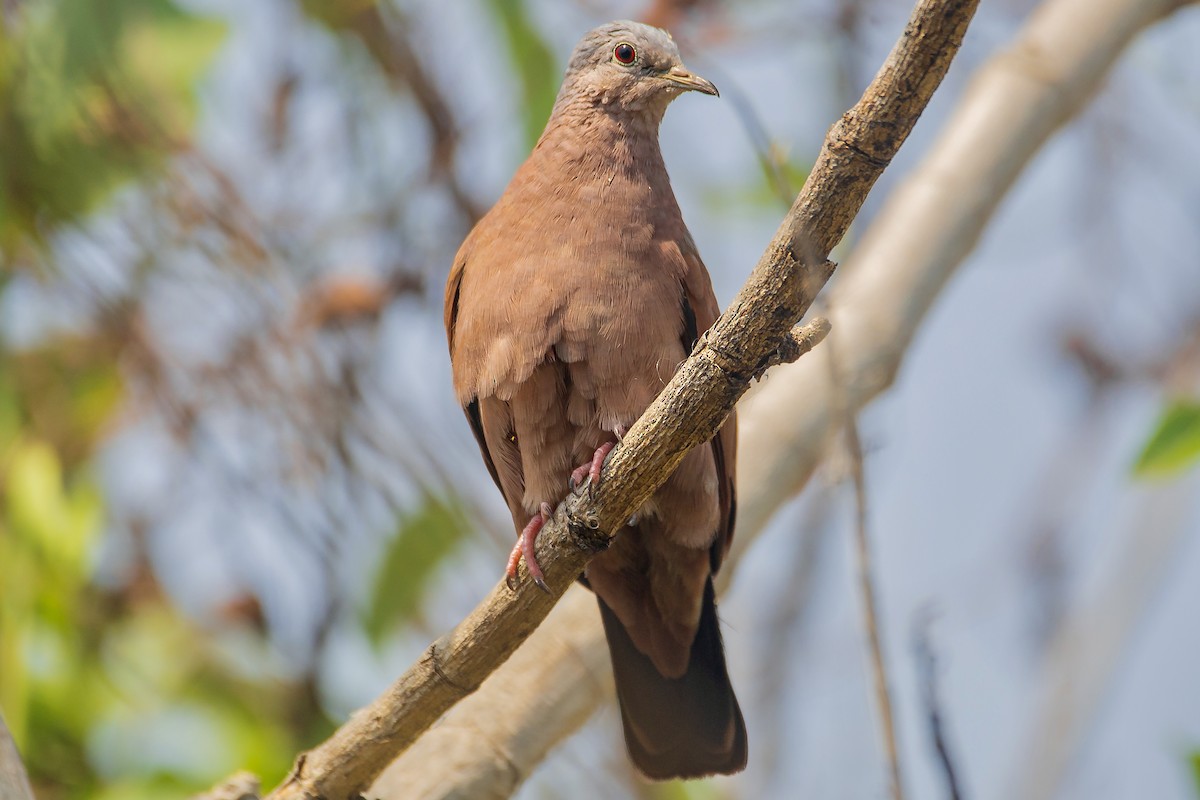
1190, 750, 1200, 797
0, 426, 315, 797
302, 0, 554, 156
703, 153, 810, 215
1133, 399, 1200, 478
296, 0, 379, 29
486, 0, 559, 148
4, 336, 124, 470
296, 0, 397, 69
362, 493, 471, 646
0, 1, 343, 796
0, 335, 332, 796
0, 0, 224, 251
651, 778, 728, 800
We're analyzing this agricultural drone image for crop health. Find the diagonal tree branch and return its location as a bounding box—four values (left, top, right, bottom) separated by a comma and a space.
373, 586, 614, 800
256, 1, 980, 797
370, 0, 1195, 795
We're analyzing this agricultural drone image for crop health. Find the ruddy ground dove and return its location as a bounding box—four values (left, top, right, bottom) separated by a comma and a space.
444, 20, 747, 779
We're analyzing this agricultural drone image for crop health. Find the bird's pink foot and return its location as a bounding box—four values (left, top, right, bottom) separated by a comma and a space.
569, 441, 616, 495
568, 462, 591, 493
505, 501, 553, 593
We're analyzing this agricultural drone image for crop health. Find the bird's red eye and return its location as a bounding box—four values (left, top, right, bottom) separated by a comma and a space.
613, 43, 636, 65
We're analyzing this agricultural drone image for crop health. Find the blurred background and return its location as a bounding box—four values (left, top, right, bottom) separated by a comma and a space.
2, 0, 1199, 798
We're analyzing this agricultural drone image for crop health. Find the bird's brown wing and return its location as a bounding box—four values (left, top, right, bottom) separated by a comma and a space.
445, 247, 503, 496
444, 243, 534, 531
679, 247, 738, 574
446, 232, 575, 535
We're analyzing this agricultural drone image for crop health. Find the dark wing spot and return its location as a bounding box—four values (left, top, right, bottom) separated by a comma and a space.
709, 433, 736, 574
679, 288, 699, 354
465, 399, 503, 493
445, 261, 464, 352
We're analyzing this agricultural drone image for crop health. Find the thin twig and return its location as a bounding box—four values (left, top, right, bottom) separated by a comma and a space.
748, 489, 837, 796
913, 610, 965, 800
839, 367, 905, 800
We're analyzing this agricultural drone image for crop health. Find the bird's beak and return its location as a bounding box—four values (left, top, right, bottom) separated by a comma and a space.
663, 65, 719, 97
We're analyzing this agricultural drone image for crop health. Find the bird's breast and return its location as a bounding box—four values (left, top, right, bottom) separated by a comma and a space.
452, 158, 692, 411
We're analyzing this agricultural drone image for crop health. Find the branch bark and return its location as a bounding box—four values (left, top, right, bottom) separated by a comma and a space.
368, 0, 1194, 795
254, 1, 979, 797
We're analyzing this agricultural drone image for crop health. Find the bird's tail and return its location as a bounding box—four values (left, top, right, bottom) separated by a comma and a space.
597, 578, 748, 780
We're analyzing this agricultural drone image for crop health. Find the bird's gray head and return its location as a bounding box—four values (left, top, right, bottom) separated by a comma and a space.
553, 21, 717, 119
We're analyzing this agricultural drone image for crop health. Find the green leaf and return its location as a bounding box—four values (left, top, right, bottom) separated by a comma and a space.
0, 367, 19, 450
1133, 400, 1200, 478
6, 440, 68, 541
484, 0, 558, 149
362, 494, 470, 644
121, 9, 227, 134
4, 439, 100, 578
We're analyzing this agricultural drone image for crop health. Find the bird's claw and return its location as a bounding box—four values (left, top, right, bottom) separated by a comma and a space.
568, 441, 617, 497
568, 462, 591, 494
505, 502, 553, 592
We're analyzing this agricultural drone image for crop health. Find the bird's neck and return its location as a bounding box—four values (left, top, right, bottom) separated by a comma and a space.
531, 97, 670, 181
